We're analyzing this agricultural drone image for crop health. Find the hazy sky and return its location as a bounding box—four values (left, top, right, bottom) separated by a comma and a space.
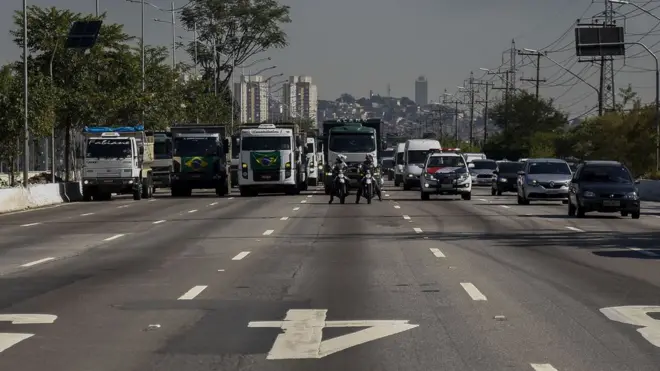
2, 0, 660, 117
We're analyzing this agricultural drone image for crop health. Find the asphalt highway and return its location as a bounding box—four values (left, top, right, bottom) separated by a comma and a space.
0, 183, 659, 371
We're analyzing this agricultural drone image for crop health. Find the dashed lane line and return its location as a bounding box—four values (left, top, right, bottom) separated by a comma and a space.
103, 234, 125, 241
479, 198, 488, 202
565, 226, 584, 232
20, 223, 41, 227
263, 229, 274, 235
413, 227, 423, 233
429, 248, 445, 258
394, 205, 401, 209
307, 195, 313, 198
177, 285, 207, 300
280, 217, 289, 221
117, 205, 130, 209
293, 207, 300, 211
153, 220, 166, 224
300, 200, 307, 203
500, 205, 510, 209
460, 283, 487, 301
403, 215, 411, 220
80, 213, 94, 216
20, 257, 55, 268
188, 209, 197, 213
227, 197, 234, 200
232, 251, 250, 260
530, 364, 558, 371
209, 202, 219, 206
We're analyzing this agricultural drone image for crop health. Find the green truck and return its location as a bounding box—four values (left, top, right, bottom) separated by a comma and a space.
170, 125, 230, 197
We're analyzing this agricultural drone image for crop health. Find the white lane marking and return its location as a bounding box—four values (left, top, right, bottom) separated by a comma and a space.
530, 365, 558, 371
293, 207, 300, 211
301, 200, 307, 203
385, 194, 390, 197
210, 202, 218, 206
0, 333, 34, 353
117, 205, 130, 208
429, 248, 445, 258
228, 197, 234, 200
652, 215, 660, 219
402, 215, 411, 220
627, 247, 660, 257
600, 305, 660, 347
460, 283, 487, 301
177, 285, 207, 300
248, 309, 418, 359
103, 234, 125, 241
188, 209, 197, 213
232, 251, 250, 260
565, 226, 584, 232
413, 227, 423, 233
217, 269, 225, 272
20, 257, 55, 267
525, 213, 533, 216
153, 220, 166, 224
148, 198, 157, 202
80, 213, 94, 216
280, 217, 289, 221
20, 223, 40, 227
307, 195, 313, 198
394, 205, 401, 209
263, 229, 274, 235
479, 198, 488, 202
500, 205, 510, 209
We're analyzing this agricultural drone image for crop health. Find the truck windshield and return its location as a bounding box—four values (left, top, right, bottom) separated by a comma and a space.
329, 134, 376, 152
306, 142, 315, 153
174, 137, 218, 156
242, 136, 291, 151
154, 139, 172, 159
86, 139, 132, 158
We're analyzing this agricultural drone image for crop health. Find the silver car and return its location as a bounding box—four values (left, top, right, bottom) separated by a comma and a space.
517, 158, 572, 204
468, 159, 497, 186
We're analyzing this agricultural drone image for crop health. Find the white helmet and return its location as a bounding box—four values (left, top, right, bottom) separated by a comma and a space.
336, 154, 347, 162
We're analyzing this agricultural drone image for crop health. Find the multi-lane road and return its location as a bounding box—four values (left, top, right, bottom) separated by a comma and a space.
0, 184, 659, 371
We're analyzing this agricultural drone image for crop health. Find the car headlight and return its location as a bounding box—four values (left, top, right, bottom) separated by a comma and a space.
624, 192, 638, 200
407, 173, 413, 177
458, 173, 469, 181
498, 177, 507, 182
424, 173, 435, 180
527, 179, 538, 186
583, 190, 595, 197
318, 165, 323, 170
470, 172, 477, 176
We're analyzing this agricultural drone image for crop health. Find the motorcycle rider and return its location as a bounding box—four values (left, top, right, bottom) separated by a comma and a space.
328, 154, 348, 204
355, 154, 382, 203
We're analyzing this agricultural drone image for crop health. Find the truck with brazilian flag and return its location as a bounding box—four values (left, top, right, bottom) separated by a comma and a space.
170, 125, 230, 197
238, 123, 307, 196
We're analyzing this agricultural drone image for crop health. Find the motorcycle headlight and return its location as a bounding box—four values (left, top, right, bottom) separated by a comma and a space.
366, 179, 372, 184
318, 165, 323, 170
498, 177, 507, 182
583, 190, 595, 197
339, 178, 345, 183
624, 192, 638, 200
366, 174, 372, 178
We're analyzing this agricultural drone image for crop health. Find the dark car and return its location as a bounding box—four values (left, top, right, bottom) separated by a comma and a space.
491, 161, 524, 195
568, 161, 641, 218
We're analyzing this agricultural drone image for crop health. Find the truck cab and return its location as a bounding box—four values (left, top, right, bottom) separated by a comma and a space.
325, 123, 378, 193
81, 126, 154, 201
150, 131, 172, 192
306, 137, 319, 186
238, 123, 306, 196
393, 142, 406, 186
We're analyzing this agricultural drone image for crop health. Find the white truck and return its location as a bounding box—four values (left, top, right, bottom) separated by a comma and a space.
149, 130, 172, 193
81, 125, 154, 201
238, 123, 307, 196
306, 137, 319, 186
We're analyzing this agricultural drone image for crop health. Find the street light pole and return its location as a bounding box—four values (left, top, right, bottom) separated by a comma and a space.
171, 1, 175, 69
23, 0, 29, 186
96, 0, 99, 16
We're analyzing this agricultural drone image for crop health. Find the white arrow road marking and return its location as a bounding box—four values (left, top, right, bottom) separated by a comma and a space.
600, 306, 660, 347
0, 314, 57, 353
530, 364, 558, 371
248, 309, 419, 359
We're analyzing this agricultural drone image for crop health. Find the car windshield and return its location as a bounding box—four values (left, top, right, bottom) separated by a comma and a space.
242, 136, 291, 151
329, 134, 376, 152
407, 150, 431, 164
174, 137, 218, 156
470, 160, 497, 170
86, 139, 132, 158
153, 139, 172, 159
427, 156, 465, 168
497, 162, 523, 173
528, 161, 571, 175
580, 166, 632, 183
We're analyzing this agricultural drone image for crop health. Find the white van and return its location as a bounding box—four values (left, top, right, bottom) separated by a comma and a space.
463, 152, 487, 163
393, 142, 406, 186
402, 139, 442, 190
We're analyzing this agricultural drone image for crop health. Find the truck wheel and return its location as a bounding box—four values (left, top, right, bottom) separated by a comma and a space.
403, 181, 411, 191
239, 187, 251, 197
461, 192, 471, 200
83, 189, 92, 202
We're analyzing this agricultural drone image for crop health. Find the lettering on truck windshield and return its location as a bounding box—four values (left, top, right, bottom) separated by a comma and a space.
329, 134, 375, 152
87, 139, 131, 158
174, 137, 217, 156
242, 137, 291, 151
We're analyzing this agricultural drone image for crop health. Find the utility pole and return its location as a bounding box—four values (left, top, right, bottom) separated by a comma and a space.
510, 39, 517, 91
474, 81, 493, 143
489, 69, 511, 131
517, 49, 546, 98
442, 94, 462, 143
468, 71, 475, 146
23, 0, 29, 186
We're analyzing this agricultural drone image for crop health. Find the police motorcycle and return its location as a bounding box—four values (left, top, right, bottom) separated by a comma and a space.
357, 167, 376, 204
333, 168, 348, 204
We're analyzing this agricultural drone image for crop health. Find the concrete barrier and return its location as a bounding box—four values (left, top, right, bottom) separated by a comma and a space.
637, 179, 660, 202
0, 182, 82, 214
